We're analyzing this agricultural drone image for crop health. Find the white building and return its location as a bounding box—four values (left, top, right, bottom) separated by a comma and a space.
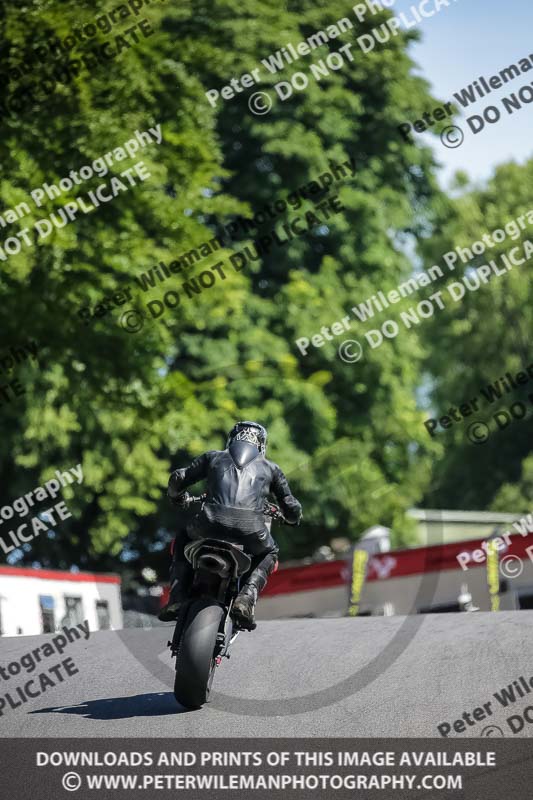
0, 565, 123, 637
408, 508, 521, 546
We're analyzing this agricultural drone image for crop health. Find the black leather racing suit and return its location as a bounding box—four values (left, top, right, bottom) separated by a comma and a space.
167, 446, 302, 600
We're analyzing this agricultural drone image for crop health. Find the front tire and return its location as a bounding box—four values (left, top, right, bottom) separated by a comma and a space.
173, 598, 224, 709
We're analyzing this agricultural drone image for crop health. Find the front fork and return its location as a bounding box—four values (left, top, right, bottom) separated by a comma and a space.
168, 601, 191, 658
168, 594, 238, 664
215, 574, 242, 662
216, 601, 240, 664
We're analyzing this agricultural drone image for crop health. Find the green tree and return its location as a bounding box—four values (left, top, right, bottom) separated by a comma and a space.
174, 0, 445, 552
1, 0, 447, 579
418, 160, 533, 511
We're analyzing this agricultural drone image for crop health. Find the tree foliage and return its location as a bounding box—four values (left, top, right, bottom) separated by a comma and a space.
419, 160, 533, 512
0, 0, 462, 581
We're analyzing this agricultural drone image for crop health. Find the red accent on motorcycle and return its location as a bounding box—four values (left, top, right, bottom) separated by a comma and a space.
215, 656, 222, 666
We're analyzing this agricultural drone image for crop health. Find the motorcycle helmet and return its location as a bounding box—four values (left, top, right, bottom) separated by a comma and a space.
226, 421, 267, 456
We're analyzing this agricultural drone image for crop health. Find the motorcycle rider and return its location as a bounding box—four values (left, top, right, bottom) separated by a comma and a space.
158, 421, 302, 629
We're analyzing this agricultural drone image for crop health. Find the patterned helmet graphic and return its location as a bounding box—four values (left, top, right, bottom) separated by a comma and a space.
227, 421, 267, 455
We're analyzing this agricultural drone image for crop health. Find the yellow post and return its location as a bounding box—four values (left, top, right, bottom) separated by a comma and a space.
348, 549, 369, 617
486, 540, 500, 611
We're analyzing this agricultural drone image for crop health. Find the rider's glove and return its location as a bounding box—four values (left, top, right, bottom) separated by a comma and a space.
174, 491, 190, 508
285, 507, 302, 526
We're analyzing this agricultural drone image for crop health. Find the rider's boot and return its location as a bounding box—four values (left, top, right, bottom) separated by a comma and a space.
158, 559, 191, 622
232, 555, 276, 630
232, 583, 259, 630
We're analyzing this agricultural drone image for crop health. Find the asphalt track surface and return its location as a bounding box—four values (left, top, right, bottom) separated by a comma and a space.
1, 611, 532, 737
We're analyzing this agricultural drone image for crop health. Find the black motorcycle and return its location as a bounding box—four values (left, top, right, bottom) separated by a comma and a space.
168, 494, 288, 709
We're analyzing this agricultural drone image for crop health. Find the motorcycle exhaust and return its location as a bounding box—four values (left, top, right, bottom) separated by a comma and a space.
198, 552, 231, 577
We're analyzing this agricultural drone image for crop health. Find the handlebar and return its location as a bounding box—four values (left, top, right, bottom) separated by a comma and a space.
267, 504, 301, 526
263, 502, 291, 524
176, 492, 206, 507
